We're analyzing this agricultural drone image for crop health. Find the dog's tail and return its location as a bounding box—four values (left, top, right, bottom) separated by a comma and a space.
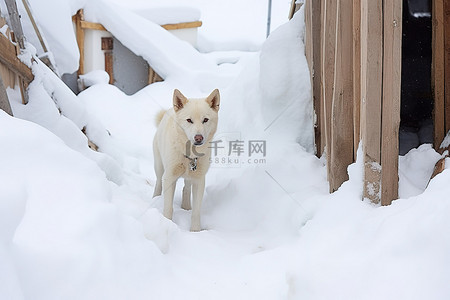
155, 110, 166, 127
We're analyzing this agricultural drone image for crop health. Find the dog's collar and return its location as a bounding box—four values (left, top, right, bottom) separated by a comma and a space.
184, 155, 198, 171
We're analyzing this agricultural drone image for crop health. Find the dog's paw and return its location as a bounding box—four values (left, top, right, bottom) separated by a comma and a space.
190, 224, 201, 232
181, 202, 192, 210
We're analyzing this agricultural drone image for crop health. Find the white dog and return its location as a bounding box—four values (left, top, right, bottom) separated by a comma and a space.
153, 89, 220, 231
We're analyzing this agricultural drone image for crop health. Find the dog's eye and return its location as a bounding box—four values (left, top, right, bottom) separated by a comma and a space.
203, 118, 209, 123
186, 119, 193, 124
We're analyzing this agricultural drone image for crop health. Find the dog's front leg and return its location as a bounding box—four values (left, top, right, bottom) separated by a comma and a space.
181, 179, 192, 210
162, 175, 177, 220
190, 177, 205, 232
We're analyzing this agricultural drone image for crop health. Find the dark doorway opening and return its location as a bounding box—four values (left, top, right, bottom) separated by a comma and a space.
400, 0, 433, 155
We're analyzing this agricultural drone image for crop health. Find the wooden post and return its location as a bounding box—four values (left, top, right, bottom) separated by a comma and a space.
311, 0, 323, 155
0, 72, 13, 116
4, 0, 25, 49
432, 0, 445, 149
148, 65, 163, 85
353, 0, 361, 158
361, 0, 383, 203
22, 0, 48, 52
0, 34, 33, 83
101, 37, 114, 84
21, 0, 58, 74
304, 0, 318, 152
74, 9, 85, 75
329, 0, 354, 192
5, 0, 31, 104
380, 0, 402, 206
444, 0, 450, 136
321, 0, 338, 191
319, 0, 327, 156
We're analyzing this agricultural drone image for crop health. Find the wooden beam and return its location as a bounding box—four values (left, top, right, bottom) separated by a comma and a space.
380, 0, 402, 206
75, 9, 85, 75
352, 0, 361, 158
0, 71, 13, 116
148, 65, 163, 85
329, 0, 354, 192
289, 0, 297, 19
101, 37, 114, 84
78, 20, 202, 32
310, 0, 323, 155
444, 0, 450, 135
161, 21, 202, 31
104, 52, 114, 84
321, 0, 338, 191
22, 0, 48, 52
80, 20, 107, 31
4, 0, 25, 49
0, 33, 33, 83
361, 0, 383, 203
305, 0, 313, 76
432, 0, 445, 149
319, 0, 327, 156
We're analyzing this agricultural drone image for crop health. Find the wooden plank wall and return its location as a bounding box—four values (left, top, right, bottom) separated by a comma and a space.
306, 0, 402, 204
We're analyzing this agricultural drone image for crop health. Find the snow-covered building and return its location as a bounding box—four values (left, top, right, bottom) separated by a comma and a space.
72, 7, 202, 95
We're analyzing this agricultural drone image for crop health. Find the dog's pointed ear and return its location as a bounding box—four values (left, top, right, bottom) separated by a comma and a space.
173, 89, 188, 112
206, 89, 220, 112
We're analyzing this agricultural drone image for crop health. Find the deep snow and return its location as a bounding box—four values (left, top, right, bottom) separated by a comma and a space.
1, 1, 450, 300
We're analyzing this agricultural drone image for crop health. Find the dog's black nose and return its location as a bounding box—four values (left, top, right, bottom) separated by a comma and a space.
194, 135, 204, 144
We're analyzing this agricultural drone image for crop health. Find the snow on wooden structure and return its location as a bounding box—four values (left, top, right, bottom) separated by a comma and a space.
0, 2, 33, 108
72, 9, 202, 94
301, 0, 450, 205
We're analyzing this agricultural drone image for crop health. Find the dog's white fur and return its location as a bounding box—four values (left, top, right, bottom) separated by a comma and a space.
153, 89, 220, 231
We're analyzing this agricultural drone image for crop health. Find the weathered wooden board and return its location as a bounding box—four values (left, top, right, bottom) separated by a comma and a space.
104, 51, 114, 84
312, 0, 323, 155
329, 0, 354, 192
74, 10, 85, 75
79, 20, 202, 32
0, 33, 34, 83
4, 0, 25, 49
432, 0, 446, 149
380, 0, 402, 206
0, 71, 13, 116
352, 0, 361, 158
361, 0, 383, 203
444, 0, 450, 135
321, 0, 338, 191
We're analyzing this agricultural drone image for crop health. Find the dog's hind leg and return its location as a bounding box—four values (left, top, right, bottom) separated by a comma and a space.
190, 177, 205, 232
153, 146, 163, 197
181, 179, 192, 210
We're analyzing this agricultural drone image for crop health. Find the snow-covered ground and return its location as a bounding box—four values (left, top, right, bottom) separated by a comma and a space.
1, 0, 450, 299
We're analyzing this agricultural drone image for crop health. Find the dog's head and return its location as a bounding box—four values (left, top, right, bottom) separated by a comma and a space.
173, 89, 220, 146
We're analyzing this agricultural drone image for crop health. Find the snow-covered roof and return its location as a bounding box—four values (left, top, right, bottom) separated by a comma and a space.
132, 6, 201, 25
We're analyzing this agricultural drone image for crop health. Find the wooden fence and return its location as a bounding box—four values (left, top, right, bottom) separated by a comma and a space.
302, 0, 450, 205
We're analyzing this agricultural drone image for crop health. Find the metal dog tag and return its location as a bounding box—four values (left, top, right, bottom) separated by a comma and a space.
189, 157, 198, 171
